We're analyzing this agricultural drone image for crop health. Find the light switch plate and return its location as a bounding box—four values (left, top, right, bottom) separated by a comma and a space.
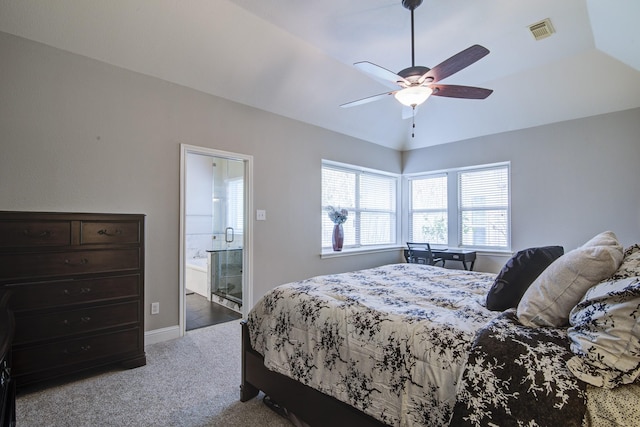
256, 209, 266, 221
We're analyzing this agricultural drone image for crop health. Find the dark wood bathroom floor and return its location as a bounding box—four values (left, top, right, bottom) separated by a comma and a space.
186, 291, 241, 331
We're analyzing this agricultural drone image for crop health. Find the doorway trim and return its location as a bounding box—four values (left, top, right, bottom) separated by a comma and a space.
179, 144, 254, 337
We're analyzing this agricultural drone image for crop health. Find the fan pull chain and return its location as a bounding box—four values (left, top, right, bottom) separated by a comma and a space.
412, 106, 416, 138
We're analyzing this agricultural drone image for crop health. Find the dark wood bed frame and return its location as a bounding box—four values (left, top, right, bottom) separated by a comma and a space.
240, 321, 387, 427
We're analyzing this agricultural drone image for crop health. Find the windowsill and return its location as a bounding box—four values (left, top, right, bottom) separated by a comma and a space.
474, 249, 514, 257
321, 246, 513, 259
321, 245, 404, 259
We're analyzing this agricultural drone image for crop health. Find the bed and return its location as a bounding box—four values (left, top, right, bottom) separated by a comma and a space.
241, 233, 640, 426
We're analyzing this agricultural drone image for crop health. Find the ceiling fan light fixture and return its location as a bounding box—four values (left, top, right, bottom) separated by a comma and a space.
394, 86, 433, 107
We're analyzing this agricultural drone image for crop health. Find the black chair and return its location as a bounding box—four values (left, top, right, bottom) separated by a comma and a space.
405, 242, 444, 267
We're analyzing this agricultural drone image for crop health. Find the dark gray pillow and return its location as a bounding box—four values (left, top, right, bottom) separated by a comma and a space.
486, 246, 564, 311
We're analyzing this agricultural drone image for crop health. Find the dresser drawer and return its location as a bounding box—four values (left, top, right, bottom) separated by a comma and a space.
14, 301, 140, 345
12, 328, 142, 375
0, 248, 140, 281
0, 221, 71, 248
80, 221, 141, 245
9, 275, 140, 311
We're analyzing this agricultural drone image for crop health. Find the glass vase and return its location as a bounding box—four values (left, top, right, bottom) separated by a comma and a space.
332, 223, 344, 251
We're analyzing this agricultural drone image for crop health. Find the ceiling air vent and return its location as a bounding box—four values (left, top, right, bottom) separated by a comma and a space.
528, 18, 555, 41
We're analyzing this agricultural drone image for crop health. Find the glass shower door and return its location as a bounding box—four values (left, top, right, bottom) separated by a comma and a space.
209, 156, 244, 310
212, 247, 242, 306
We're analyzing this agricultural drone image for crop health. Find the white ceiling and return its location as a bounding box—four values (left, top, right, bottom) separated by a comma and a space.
1, 0, 639, 151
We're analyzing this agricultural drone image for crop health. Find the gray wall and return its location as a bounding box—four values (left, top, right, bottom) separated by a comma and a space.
3, 31, 639, 333
404, 108, 640, 271
0, 32, 403, 331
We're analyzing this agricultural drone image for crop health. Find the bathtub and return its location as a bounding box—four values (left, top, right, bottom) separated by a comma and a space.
186, 257, 208, 298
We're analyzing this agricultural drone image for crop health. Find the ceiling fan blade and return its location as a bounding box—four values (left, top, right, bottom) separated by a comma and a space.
354, 61, 409, 87
419, 45, 490, 84
430, 84, 493, 99
340, 91, 396, 108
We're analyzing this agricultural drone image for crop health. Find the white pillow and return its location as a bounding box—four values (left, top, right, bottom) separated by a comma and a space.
566, 276, 640, 388
582, 230, 621, 248
517, 231, 623, 327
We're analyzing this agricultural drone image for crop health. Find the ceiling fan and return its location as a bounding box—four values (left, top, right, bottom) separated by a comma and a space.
340, 0, 493, 114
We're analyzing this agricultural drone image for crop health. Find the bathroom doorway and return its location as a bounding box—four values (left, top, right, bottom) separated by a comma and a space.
179, 145, 253, 335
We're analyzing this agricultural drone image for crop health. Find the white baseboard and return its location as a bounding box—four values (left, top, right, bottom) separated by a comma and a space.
144, 325, 181, 346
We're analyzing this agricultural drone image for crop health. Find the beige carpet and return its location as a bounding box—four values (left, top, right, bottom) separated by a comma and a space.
16, 320, 292, 427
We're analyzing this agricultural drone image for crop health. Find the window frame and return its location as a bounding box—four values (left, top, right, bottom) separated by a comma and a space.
457, 164, 511, 250
321, 160, 401, 253
404, 162, 511, 251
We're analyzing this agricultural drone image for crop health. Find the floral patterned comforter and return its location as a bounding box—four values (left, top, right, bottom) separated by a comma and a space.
247, 263, 498, 426
451, 310, 586, 426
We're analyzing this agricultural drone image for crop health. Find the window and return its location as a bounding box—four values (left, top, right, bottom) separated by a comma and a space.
458, 165, 509, 249
226, 177, 244, 234
408, 174, 448, 244
407, 163, 510, 250
322, 161, 399, 250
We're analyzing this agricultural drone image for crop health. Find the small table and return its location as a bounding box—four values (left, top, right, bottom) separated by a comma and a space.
432, 249, 477, 271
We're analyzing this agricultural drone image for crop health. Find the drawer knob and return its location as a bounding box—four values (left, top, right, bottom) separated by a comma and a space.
64, 345, 91, 355
64, 258, 89, 266
62, 316, 91, 326
22, 229, 51, 238
63, 287, 92, 296
98, 229, 122, 236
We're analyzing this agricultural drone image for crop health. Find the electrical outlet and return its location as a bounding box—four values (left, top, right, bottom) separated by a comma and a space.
151, 302, 159, 315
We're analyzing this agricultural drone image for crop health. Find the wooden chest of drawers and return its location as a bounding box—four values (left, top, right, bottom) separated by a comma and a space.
0, 212, 146, 387
0, 290, 15, 427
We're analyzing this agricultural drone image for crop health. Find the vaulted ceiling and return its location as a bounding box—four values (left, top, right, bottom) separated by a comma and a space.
1, 0, 639, 150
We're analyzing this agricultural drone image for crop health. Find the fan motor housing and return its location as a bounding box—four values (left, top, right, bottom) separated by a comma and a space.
402, 0, 423, 11
398, 66, 431, 83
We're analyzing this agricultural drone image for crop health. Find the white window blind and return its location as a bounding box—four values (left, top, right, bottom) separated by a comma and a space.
458, 165, 509, 248
408, 174, 448, 244
226, 178, 244, 234
322, 162, 398, 249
